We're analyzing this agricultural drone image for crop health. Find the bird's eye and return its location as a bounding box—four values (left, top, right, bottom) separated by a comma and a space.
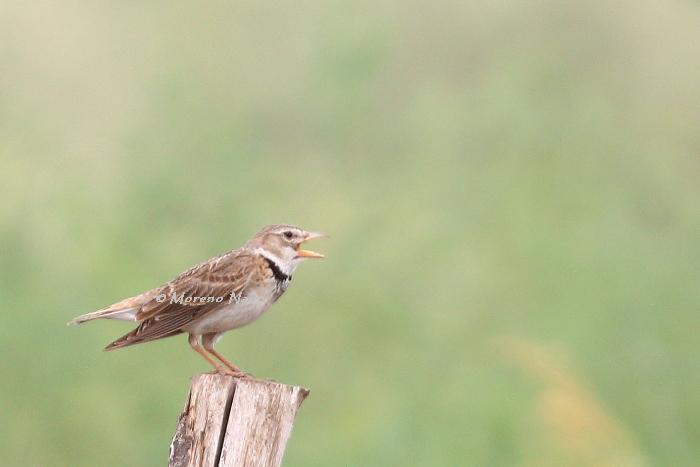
283, 231, 294, 240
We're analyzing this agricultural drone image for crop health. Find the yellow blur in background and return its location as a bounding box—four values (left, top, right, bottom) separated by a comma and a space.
1, 1, 699, 466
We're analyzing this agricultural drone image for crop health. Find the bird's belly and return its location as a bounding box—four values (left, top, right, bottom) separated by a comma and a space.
183, 289, 274, 335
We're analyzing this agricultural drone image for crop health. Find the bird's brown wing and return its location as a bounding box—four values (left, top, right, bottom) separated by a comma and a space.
105, 249, 262, 350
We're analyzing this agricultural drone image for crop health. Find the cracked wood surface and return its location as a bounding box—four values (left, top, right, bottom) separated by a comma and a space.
169, 374, 309, 467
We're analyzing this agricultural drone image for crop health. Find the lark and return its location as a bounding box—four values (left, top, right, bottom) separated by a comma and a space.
69, 224, 325, 376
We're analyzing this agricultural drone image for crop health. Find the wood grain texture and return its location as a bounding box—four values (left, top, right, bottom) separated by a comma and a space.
169, 374, 309, 467
218, 379, 310, 467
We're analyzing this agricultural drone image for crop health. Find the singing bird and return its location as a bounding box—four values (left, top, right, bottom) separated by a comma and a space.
69, 224, 325, 376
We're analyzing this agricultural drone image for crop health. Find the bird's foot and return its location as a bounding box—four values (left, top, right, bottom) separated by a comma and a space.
216, 367, 250, 378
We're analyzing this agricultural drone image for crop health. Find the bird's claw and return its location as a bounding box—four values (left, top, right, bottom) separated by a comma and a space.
215, 368, 250, 378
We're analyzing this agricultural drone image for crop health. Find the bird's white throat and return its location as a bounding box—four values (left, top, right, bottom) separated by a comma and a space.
254, 247, 299, 276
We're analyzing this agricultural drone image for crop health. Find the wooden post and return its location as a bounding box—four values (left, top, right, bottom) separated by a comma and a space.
169, 374, 310, 467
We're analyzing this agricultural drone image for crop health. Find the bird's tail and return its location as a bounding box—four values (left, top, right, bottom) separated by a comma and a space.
104, 326, 182, 351
67, 295, 143, 326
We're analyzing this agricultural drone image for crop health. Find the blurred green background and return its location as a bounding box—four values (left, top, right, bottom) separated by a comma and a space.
1, 1, 699, 466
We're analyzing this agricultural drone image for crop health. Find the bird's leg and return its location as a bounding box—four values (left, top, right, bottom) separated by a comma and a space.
188, 333, 229, 375
202, 333, 247, 377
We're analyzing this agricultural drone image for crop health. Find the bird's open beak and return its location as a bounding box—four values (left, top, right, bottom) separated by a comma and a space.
296, 231, 327, 259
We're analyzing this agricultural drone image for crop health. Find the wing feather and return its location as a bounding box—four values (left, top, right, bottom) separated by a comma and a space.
105, 249, 262, 350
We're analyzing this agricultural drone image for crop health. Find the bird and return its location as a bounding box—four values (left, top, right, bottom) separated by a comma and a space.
69, 224, 325, 376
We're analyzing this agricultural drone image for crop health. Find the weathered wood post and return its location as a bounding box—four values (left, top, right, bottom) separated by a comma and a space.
169, 374, 310, 467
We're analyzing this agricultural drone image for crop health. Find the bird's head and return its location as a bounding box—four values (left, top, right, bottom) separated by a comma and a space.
246, 224, 326, 275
